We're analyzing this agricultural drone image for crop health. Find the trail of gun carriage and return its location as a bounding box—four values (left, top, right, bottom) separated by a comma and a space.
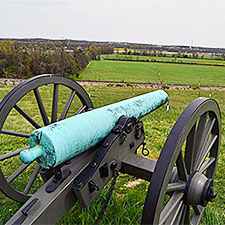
0, 40, 225, 225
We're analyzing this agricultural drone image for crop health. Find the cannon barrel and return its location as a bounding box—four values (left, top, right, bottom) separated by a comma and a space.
20, 90, 168, 169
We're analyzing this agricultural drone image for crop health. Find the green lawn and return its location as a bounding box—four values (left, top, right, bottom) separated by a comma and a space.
0, 84, 224, 224
76, 60, 225, 86
102, 54, 225, 66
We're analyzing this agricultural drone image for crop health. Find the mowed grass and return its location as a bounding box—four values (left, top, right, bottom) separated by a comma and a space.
76, 60, 225, 86
0, 84, 224, 224
101, 54, 225, 66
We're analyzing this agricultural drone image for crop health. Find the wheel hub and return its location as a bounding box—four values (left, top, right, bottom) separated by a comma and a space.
184, 171, 217, 206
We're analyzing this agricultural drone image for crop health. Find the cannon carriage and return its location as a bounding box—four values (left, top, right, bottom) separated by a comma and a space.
0, 74, 221, 224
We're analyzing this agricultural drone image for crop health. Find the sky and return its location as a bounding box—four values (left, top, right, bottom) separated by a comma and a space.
0, 0, 225, 48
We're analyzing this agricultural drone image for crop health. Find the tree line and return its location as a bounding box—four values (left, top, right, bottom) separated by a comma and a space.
0, 40, 113, 78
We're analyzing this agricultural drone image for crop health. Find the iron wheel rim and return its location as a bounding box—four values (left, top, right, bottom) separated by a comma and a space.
141, 97, 221, 225
0, 74, 93, 203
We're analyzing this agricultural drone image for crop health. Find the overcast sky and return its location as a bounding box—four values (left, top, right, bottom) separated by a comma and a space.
1, 0, 225, 48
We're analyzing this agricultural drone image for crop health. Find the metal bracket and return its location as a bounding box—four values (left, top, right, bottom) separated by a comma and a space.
45, 167, 71, 193
12, 198, 38, 225
73, 116, 144, 207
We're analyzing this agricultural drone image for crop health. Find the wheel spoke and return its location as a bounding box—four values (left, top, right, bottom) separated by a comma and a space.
1, 129, 30, 138
193, 113, 208, 165
165, 210, 177, 225
185, 123, 196, 174
174, 204, 185, 225
193, 205, 201, 215
0, 147, 29, 161
33, 88, 49, 126
74, 105, 87, 116
165, 201, 183, 225
199, 117, 215, 151
194, 118, 215, 169
196, 134, 218, 171
176, 151, 188, 181
199, 157, 215, 173
180, 205, 190, 225
7, 163, 32, 183
167, 182, 186, 193
51, 84, 59, 123
59, 90, 76, 120
14, 104, 41, 129
191, 205, 204, 225
159, 192, 184, 225
24, 164, 41, 194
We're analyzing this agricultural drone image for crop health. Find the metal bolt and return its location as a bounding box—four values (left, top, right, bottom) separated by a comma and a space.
103, 142, 109, 147
207, 187, 217, 201
120, 133, 127, 144
130, 142, 135, 149
91, 162, 97, 168
88, 181, 99, 193
111, 162, 117, 170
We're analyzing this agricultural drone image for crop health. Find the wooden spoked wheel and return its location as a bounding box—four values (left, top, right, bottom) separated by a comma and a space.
142, 98, 221, 225
0, 74, 93, 203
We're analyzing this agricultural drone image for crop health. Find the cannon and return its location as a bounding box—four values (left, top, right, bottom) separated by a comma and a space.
0, 74, 221, 225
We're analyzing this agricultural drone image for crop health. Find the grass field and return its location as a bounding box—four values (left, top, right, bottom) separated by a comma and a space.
0, 84, 224, 224
76, 60, 225, 87
102, 54, 225, 66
